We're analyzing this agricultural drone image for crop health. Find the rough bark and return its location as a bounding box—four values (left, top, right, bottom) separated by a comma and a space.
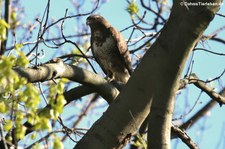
74, 0, 221, 148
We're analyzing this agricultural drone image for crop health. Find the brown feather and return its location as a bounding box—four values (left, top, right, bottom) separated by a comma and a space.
87, 15, 132, 83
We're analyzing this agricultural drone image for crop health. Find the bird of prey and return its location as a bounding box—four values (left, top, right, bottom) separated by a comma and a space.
86, 14, 132, 83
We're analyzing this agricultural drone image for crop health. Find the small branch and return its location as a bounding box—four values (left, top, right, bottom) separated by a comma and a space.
62, 94, 99, 142
173, 91, 203, 121
216, 12, 225, 18
130, 29, 161, 53
120, 11, 147, 32
24, 129, 66, 149
180, 88, 225, 130
6, 33, 90, 51
171, 124, 199, 149
45, 0, 99, 31
210, 37, 225, 44
58, 9, 97, 74
140, 0, 166, 23
180, 73, 225, 105
193, 48, 225, 56
57, 54, 93, 63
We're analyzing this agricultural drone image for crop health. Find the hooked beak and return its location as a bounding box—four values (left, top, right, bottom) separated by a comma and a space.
86, 19, 90, 25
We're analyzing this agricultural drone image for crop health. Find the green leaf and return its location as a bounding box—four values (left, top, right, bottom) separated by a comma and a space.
39, 117, 52, 131
30, 132, 37, 140
127, 2, 139, 15
0, 19, 10, 41
23, 83, 40, 109
15, 112, 24, 125
16, 125, 27, 140
11, 12, 17, 22
4, 120, 13, 131
27, 112, 40, 125
50, 109, 59, 120
31, 143, 41, 149
15, 43, 23, 50
0, 102, 6, 113
53, 136, 64, 149
57, 82, 64, 94
16, 48, 29, 67
0, 19, 10, 28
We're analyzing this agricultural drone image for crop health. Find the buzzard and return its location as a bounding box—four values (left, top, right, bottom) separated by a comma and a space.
86, 15, 132, 83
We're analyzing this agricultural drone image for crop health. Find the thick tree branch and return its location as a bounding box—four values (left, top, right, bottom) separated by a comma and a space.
63, 85, 94, 104
14, 58, 119, 103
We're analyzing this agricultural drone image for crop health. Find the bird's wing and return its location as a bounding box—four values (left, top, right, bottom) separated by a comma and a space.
109, 27, 133, 75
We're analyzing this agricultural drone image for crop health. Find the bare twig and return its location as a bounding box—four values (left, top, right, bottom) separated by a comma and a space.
58, 9, 97, 74
45, 0, 99, 31
194, 48, 225, 56
140, 0, 166, 23
62, 94, 99, 141
216, 12, 225, 18
180, 88, 225, 130
26, 0, 51, 61
24, 129, 66, 149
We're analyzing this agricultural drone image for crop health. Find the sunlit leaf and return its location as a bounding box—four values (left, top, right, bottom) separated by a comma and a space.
31, 143, 41, 149
16, 125, 27, 140
30, 132, 37, 140
0, 102, 6, 113
0, 19, 10, 41
127, 2, 139, 15
4, 120, 13, 131
53, 136, 64, 149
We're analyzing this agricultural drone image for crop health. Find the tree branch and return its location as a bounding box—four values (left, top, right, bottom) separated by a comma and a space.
180, 88, 225, 130
171, 125, 199, 149
182, 73, 225, 105
13, 58, 119, 103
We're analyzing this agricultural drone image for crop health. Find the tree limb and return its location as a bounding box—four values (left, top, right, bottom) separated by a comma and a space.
13, 58, 119, 103
171, 125, 199, 149
181, 73, 225, 105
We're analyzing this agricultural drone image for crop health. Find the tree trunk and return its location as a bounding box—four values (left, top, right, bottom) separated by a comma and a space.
147, 0, 221, 148
75, 0, 221, 148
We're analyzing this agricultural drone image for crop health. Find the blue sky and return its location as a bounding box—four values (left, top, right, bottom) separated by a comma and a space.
17, 0, 225, 148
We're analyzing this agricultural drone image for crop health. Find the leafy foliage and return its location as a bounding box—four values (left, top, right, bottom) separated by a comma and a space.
0, 47, 66, 147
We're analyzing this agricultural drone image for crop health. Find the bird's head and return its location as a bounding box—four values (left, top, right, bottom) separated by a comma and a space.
86, 15, 110, 29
